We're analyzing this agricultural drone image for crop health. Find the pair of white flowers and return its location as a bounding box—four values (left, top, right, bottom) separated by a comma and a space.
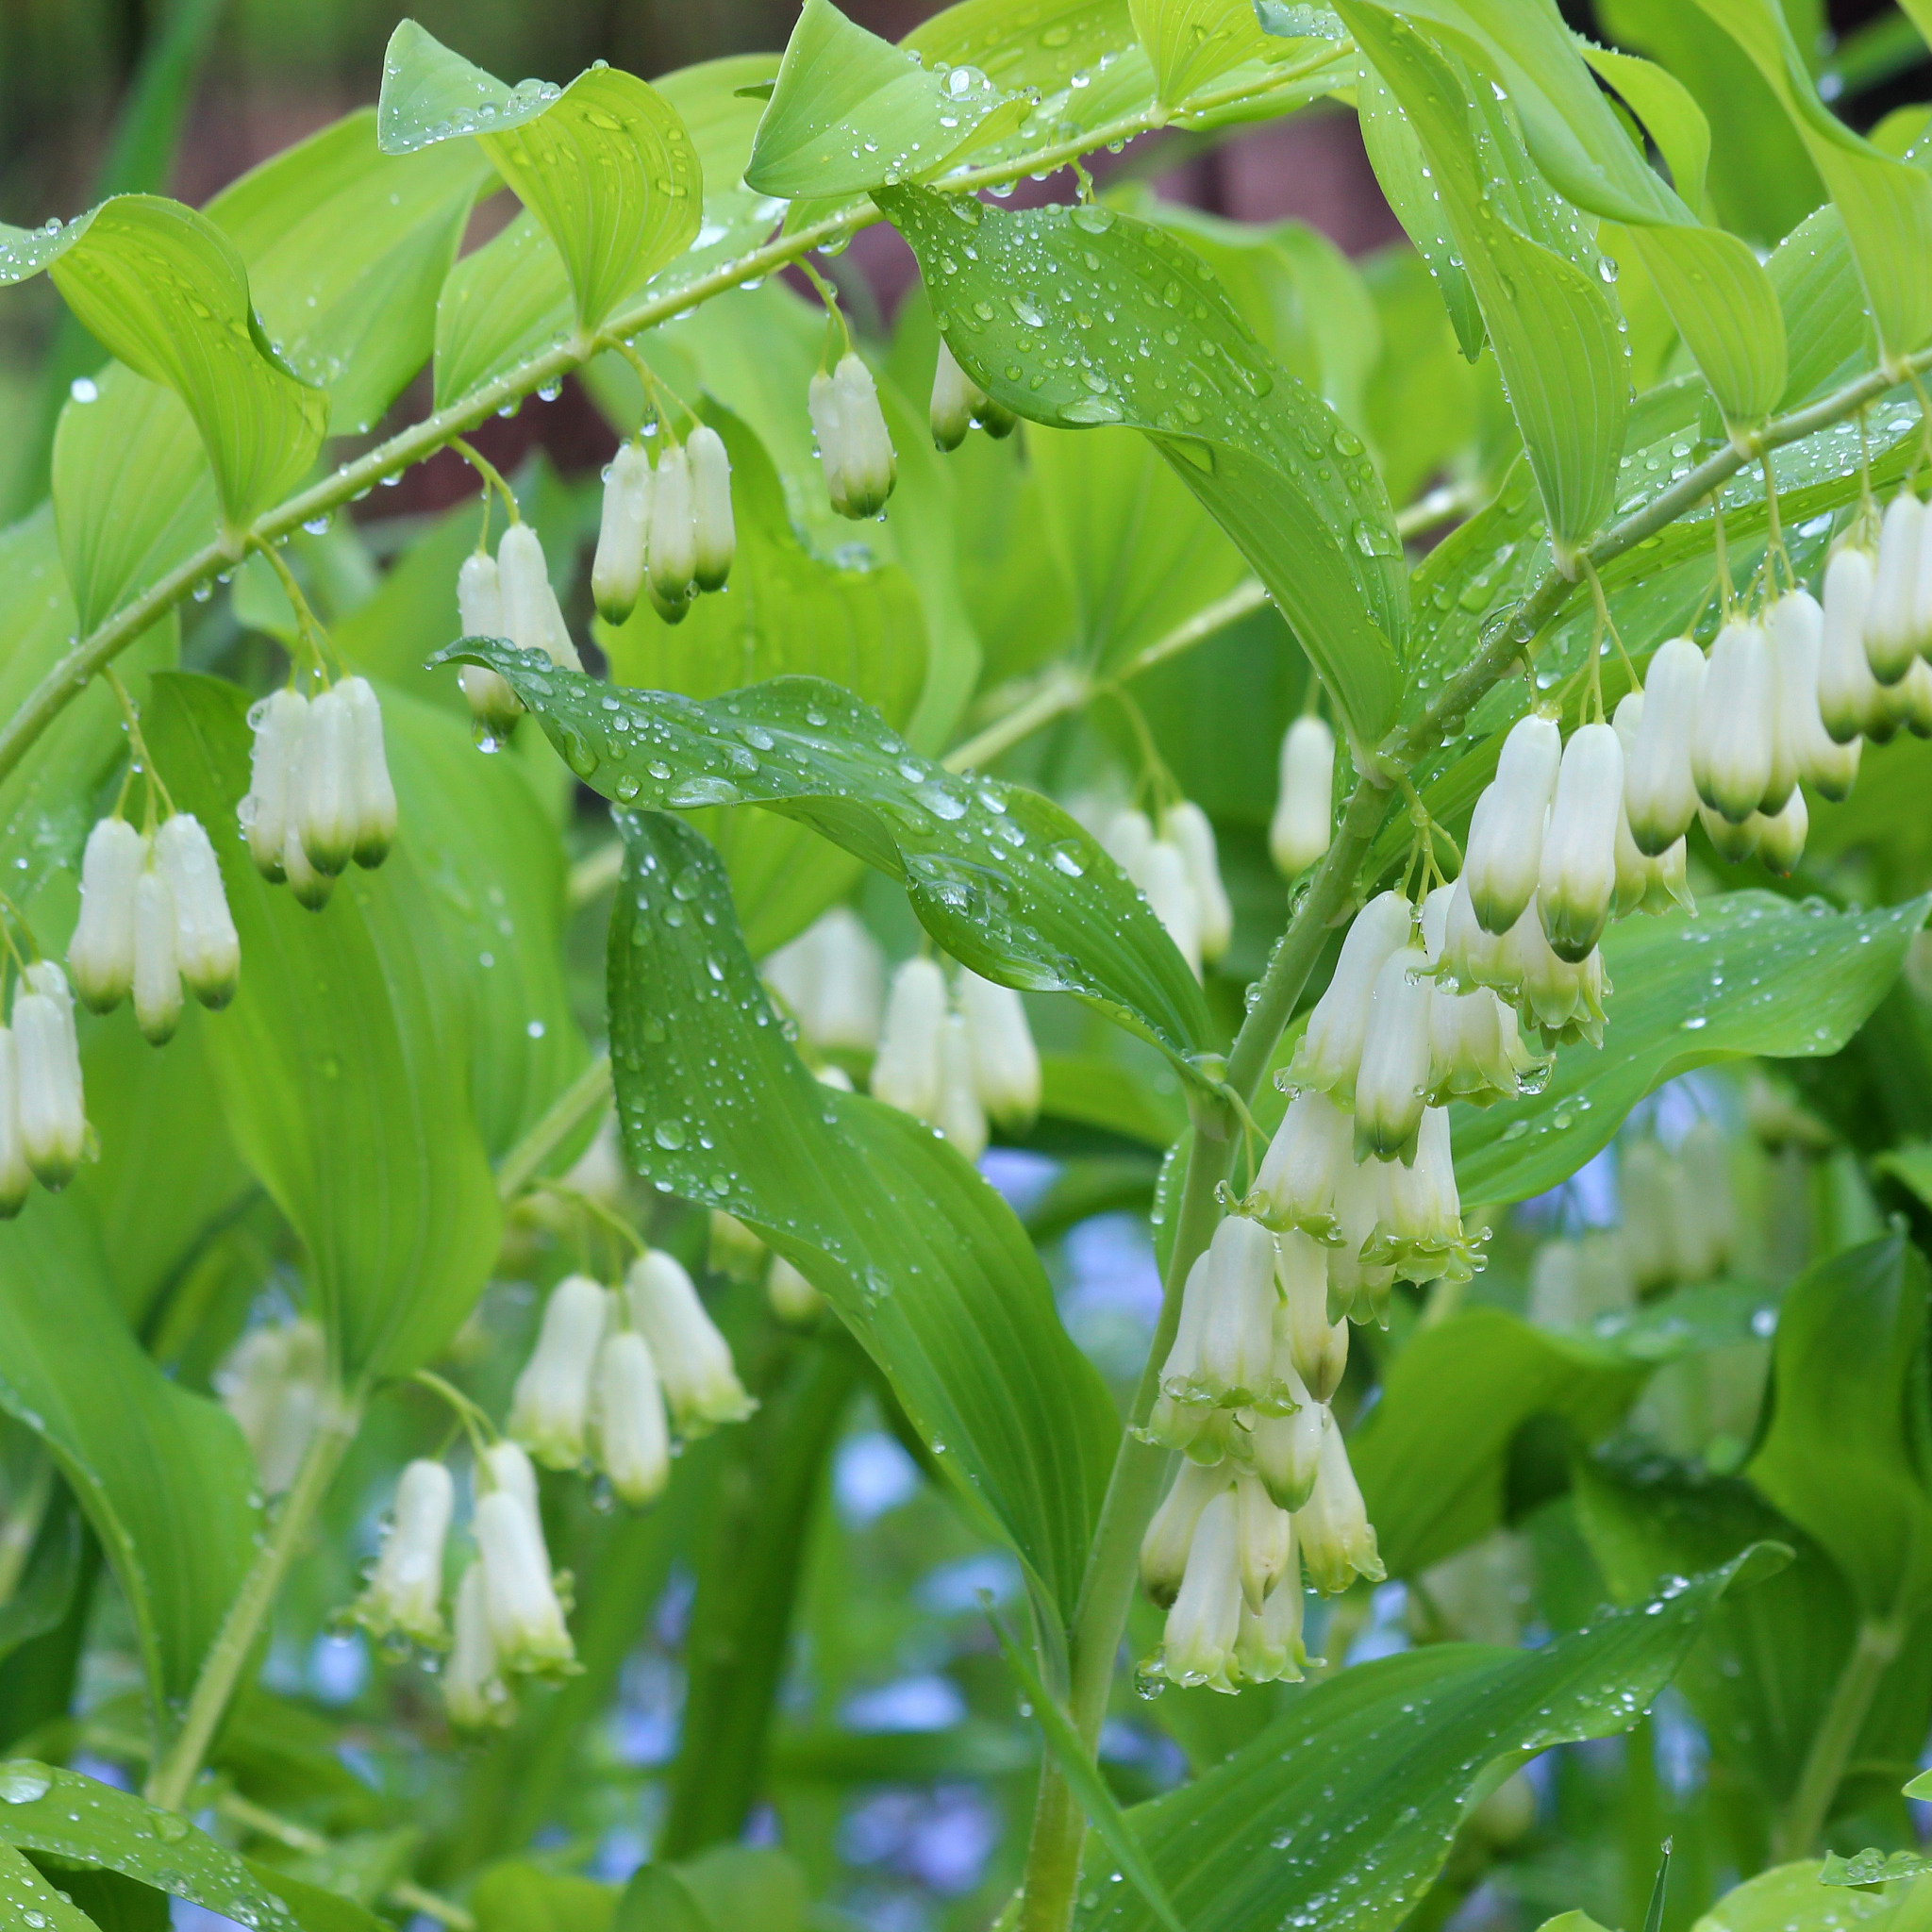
1103, 800, 1233, 978
69, 812, 238, 1044
455, 521, 582, 739
1858, 489, 1932, 689
591, 427, 735, 629
217, 1317, 326, 1496
929, 338, 1016, 451
0, 961, 88, 1214
870, 957, 1041, 1162
809, 352, 897, 520
240, 676, 397, 909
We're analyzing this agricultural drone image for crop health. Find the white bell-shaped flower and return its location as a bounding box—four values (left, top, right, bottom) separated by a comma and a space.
281, 825, 333, 912
293, 685, 358, 876
764, 907, 885, 1054
1624, 636, 1706, 855
1233, 1467, 1293, 1613
1325, 1153, 1397, 1325
1287, 890, 1412, 1101
1164, 801, 1232, 964
1250, 1385, 1326, 1513
1692, 619, 1777, 822
1234, 1539, 1307, 1685
1538, 722, 1624, 963
1765, 592, 1832, 809
218, 1319, 325, 1496
240, 688, 308, 881
1141, 837, 1202, 976
483, 1439, 541, 1522
1698, 801, 1760, 864
591, 441, 652, 625
1101, 807, 1153, 882
1251, 1087, 1350, 1241
625, 1248, 755, 1433
1295, 1424, 1384, 1595
1160, 1488, 1242, 1691
1274, 1228, 1347, 1402
456, 550, 524, 737
475, 1487, 575, 1674
1528, 1231, 1635, 1328
1363, 1105, 1469, 1284
0, 1031, 30, 1218
688, 425, 735, 592
1153, 1249, 1214, 1438
1438, 873, 1518, 998
70, 817, 144, 1013
497, 523, 581, 671
14, 962, 85, 1189
768, 1254, 823, 1323
956, 968, 1040, 1131
930, 337, 985, 452
1818, 544, 1882, 746
646, 441, 698, 619
1863, 491, 1925, 683
1464, 712, 1561, 934
935, 1010, 989, 1160
1270, 714, 1334, 877
131, 867, 182, 1046
1756, 786, 1808, 876
809, 352, 896, 519
1191, 1215, 1284, 1410
1610, 696, 1692, 920
1353, 940, 1433, 1164
871, 957, 948, 1122
443, 1563, 512, 1728
156, 813, 240, 1008
508, 1274, 608, 1470
340, 677, 396, 869
591, 1329, 671, 1507
358, 1458, 453, 1646
1511, 896, 1608, 1047
1140, 1459, 1227, 1608
1892, 658, 1932, 738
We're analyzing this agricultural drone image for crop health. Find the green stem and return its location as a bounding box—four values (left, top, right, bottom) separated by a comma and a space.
144, 1391, 361, 1811
495, 1053, 613, 1204
1775, 1615, 1902, 1859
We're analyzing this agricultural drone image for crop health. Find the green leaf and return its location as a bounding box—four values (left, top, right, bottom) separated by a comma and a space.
1075, 1554, 1776, 1932
877, 185, 1407, 747
0, 1203, 257, 1732
1905, 1768, 1932, 1800
606, 809, 1119, 1621
1692, 1864, 1895, 1932
30, 1863, 169, 1932
1747, 1236, 1932, 1622
1340, 7, 1627, 554
1130, 0, 1274, 102
472, 1863, 617, 1932
990, 1612, 1186, 1932
1452, 892, 1932, 1205
1819, 1851, 1932, 1888
1578, 42, 1710, 208
204, 108, 491, 436
1767, 204, 1874, 409
618, 1848, 808, 1932
0, 195, 328, 525
241, 1860, 389, 1932
145, 673, 501, 1383
440, 651, 1220, 1075
0, 1492, 81, 1668
0, 1842, 99, 1931
51, 366, 216, 634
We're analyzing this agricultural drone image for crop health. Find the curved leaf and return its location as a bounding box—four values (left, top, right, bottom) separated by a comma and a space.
438, 649, 1220, 1075
1130, 0, 1275, 102
608, 809, 1118, 1622
877, 184, 1407, 748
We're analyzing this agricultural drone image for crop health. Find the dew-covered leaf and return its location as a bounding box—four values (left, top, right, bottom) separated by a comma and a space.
608, 809, 1118, 1621
0, 1841, 99, 1932
1691, 1863, 1896, 1932
436, 649, 1219, 1077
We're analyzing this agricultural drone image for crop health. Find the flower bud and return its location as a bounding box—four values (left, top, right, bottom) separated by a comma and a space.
1164, 801, 1232, 964
1756, 786, 1807, 876
688, 425, 735, 591
1819, 544, 1882, 745
1896, 658, 1932, 739
338, 677, 397, 869
1624, 637, 1706, 854
646, 441, 698, 617
1288, 891, 1413, 1101
1613, 803, 1690, 920
1325, 1148, 1396, 1325
764, 907, 885, 1054
444, 1564, 513, 1728
1617, 1139, 1677, 1291
1425, 881, 1544, 1101
1140, 1460, 1226, 1608
0, 1032, 31, 1218
281, 826, 334, 911
1692, 619, 1776, 822
709, 1208, 767, 1282
359, 1458, 453, 1646
1295, 1424, 1383, 1595
296, 686, 358, 875
1270, 714, 1334, 877
1101, 807, 1153, 883
1465, 713, 1561, 934
156, 814, 239, 1008
1438, 873, 1517, 998
457, 552, 524, 738
241, 688, 308, 881
1529, 1231, 1635, 1327
1274, 1228, 1352, 1398
218, 1319, 324, 1495
1698, 801, 1759, 864
497, 524, 581, 671
591, 1330, 671, 1507
475, 1488, 574, 1674
1353, 941, 1433, 1164
1142, 838, 1202, 977
1538, 723, 1623, 962
1234, 1467, 1293, 1613
15, 965, 85, 1188
1196, 1215, 1286, 1410
768, 1254, 823, 1323
69, 817, 144, 1012
1863, 490, 1924, 683
871, 957, 948, 1122
131, 867, 182, 1046
1677, 1120, 1737, 1279
1160, 1489, 1241, 1690
1234, 1545, 1307, 1684
1765, 591, 1848, 807
935, 1010, 989, 1160
508, 1274, 608, 1470
957, 968, 1040, 1132
1252, 1088, 1350, 1240
1363, 1105, 1469, 1284
1511, 896, 1608, 1048
930, 337, 983, 452
625, 1248, 755, 1433
1250, 1389, 1325, 1513
483, 1439, 541, 1523
1154, 1250, 1213, 1428
591, 441, 652, 625
810, 353, 896, 519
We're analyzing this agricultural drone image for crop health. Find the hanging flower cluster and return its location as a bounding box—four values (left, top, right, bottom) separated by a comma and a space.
928, 338, 1016, 450
455, 517, 582, 740
591, 424, 735, 629
1102, 800, 1233, 977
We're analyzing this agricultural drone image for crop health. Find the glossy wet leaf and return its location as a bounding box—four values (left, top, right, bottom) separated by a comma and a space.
1820, 1851, 1932, 1887
0, 1842, 98, 1932
0, 1492, 80, 1669
0, 195, 327, 525
1453, 892, 1931, 1205
146, 673, 501, 1382
0, 1200, 257, 1736
1076, 1554, 1775, 1932
1691, 1863, 1895, 1932
879, 184, 1407, 747
1131, 0, 1274, 102
607, 810, 1118, 1621
438, 647, 1219, 1076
